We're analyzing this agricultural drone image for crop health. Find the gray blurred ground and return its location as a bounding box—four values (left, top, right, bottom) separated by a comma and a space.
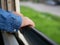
20, 2, 60, 16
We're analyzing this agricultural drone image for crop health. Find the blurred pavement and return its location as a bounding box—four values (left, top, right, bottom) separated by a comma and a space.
20, 2, 60, 16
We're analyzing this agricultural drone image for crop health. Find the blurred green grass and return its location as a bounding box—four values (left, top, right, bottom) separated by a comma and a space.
20, 6, 60, 44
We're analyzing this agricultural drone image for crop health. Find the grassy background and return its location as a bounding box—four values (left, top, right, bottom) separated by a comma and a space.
20, 6, 60, 44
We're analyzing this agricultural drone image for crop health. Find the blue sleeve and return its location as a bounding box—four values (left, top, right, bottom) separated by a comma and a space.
0, 9, 22, 33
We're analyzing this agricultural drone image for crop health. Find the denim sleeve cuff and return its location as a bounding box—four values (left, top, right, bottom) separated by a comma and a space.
9, 12, 22, 32
0, 9, 22, 33
14, 16, 22, 32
